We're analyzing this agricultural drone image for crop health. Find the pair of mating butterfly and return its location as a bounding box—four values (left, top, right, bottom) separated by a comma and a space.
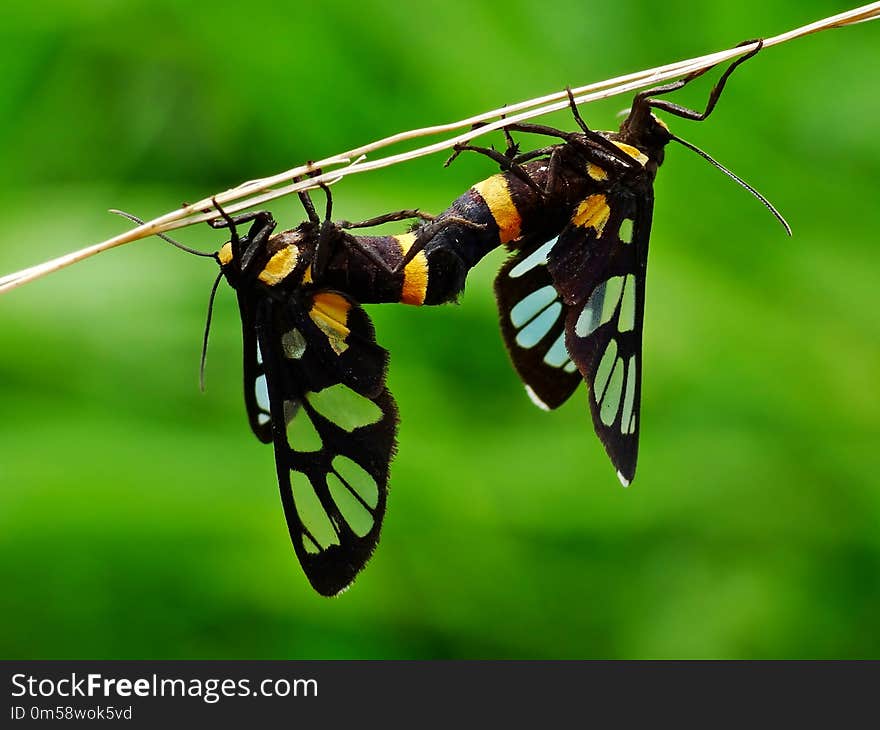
137, 43, 787, 595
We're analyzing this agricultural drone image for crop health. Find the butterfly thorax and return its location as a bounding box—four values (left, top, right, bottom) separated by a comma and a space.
217, 225, 317, 294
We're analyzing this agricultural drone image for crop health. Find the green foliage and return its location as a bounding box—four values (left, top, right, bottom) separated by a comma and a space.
0, 0, 878, 658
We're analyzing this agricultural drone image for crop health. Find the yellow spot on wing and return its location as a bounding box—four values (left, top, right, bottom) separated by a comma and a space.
218, 242, 233, 266
394, 233, 428, 306
473, 175, 522, 244
258, 244, 299, 286
310, 292, 351, 355
572, 194, 611, 235
302, 265, 313, 285
612, 142, 649, 166
587, 163, 607, 181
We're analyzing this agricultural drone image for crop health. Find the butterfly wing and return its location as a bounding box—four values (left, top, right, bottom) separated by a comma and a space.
249, 288, 397, 595
239, 291, 274, 443
547, 188, 652, 486
494, 236, 582, 410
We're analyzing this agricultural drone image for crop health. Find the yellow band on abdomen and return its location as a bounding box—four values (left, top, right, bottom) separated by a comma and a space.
394, 233, 428, 305
473, 175, 522, 244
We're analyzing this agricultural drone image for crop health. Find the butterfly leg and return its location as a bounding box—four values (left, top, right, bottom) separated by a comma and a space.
310, 182, 344, 282
641, 39, 763, 120
209, 197, 276, 265
340, 210, 436, 229
446, 142, 547, 198
336, 232, 404, 275
340, 210, 442, 276
562, 88, 643, 168
296, 188, 321, 224
444, 110, 521, 164
309, 184, 409, 281
289, 166, 329, 224
207, 205, 271, 233
501, 120, 635, 173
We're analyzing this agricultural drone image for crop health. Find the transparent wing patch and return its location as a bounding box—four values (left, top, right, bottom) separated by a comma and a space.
495, 236, 581, 410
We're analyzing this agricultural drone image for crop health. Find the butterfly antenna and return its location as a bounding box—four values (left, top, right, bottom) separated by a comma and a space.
199, 271, 224, 392
669, 135, 791, 236
109, 209, 217, 257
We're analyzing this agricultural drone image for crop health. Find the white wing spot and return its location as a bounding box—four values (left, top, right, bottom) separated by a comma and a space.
542, 332, 569, 368
617, 470, 631, 487
575, 276, 624, 338
255, 374, 270, 412
525, 385, 551, 411
509, 238, 557, 278
563, 360, 577, 374
510, 285, 557, 328
516, 301, 562, 348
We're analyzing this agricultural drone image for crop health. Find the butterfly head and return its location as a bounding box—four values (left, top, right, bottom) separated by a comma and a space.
617, 104, 674, 168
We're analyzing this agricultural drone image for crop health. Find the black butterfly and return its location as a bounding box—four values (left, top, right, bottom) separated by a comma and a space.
203, 181, 509, 595
213, 207, 397, 596
491, 40, 788, 486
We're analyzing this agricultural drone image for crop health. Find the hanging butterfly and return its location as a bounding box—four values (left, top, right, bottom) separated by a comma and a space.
451, 40, 789, 486
201, 184, 499, 595
207, 201, 401, 596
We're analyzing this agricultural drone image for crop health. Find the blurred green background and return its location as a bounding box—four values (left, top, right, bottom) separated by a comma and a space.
1, 0, 878, 659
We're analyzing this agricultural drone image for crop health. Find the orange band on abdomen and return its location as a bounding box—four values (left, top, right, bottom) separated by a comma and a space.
472, 175, 522, 244
394, 233, 428, 305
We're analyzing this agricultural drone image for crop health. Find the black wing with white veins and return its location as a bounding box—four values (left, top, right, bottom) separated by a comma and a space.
546, 187, 653, 486
494, 236, 582, 410
246, 287, 397, 596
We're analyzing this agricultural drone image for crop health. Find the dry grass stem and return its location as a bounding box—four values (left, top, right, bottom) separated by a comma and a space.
1, 2, 878, 294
